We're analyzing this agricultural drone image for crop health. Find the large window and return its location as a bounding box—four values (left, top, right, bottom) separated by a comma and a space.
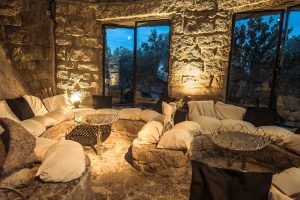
227, 11, 283, 108
227, 6, 300, 125
103, 20, 171, 106
104, 26, 134, 105
277, 6, 300, 102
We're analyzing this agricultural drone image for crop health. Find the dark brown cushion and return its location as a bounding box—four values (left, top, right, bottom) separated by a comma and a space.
6, 96, 35, 120
243, 107, 281, 127
0, 118, 36, 177
190, 160, 272, 200
92, 95, 112, 109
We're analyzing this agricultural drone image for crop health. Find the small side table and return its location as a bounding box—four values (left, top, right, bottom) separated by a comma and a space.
210, 131, 271, 170
66, 113, 118, 154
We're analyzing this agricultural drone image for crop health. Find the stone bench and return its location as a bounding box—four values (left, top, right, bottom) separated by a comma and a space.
131, 142, 190, 172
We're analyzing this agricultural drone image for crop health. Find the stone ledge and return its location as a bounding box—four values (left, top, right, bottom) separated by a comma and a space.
132, 142, 190, 172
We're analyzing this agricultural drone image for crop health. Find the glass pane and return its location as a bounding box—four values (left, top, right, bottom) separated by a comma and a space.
277, 7, 300, 127
135, 24, 170, 106
104, 27, 134, 106
228, 12, 282, 107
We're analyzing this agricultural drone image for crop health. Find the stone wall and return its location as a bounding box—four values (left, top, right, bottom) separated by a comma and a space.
0, 45, 27, 100
55, 2, 102, 105
55, 0, 294, 105
0, 0, 53, 98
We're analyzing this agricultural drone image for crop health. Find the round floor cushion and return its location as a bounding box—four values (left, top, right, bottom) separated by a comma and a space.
131, 139, 190, 172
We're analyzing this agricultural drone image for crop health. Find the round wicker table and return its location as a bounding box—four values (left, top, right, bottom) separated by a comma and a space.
66, 113, 118, 154
210, 131, 271, 170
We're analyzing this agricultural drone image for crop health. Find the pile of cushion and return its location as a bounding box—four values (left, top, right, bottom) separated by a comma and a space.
0, 117, 86, 184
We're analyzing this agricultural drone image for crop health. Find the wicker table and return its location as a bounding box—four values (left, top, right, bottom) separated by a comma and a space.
210, 130, 271, 170
66, 113, 118, 154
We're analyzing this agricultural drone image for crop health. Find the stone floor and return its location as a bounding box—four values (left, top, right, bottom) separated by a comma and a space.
84, 133, 275, 200
85, 133, 191, 200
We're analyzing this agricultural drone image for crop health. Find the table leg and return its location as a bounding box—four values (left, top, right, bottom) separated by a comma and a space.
96, 127, 102, 155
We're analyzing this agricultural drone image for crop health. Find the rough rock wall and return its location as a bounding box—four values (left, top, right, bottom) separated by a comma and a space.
55, 2, 102, 104
55, 0, 292, 105
0, 0, 53, 98
0, 45, 27, 100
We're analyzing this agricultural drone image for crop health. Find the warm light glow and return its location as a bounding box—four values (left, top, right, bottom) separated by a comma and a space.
70, 92, 81, 103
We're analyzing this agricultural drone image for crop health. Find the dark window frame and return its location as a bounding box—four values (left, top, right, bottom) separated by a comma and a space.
226, 9, 285, 108
102, 19, 172, 107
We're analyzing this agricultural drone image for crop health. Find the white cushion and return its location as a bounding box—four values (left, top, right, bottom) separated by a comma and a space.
20, 119, 46, 137
272, 167, 300, 197
43, 94, 72, 111
215, 101, 246, 120
23, 95, 48, 116
188, 100, 215, 119
0, 100, 20, 122
119, 108, 142, 120
220, 119, 255, 133
140, 109, 163, 123
32, 115, 57, 128
191, 116, 221, 134
259, 126, 294, 145
162, 101, 177, 131
282, 134, 300, 155
34, 137, 56, 161
269, 185, 293, 200
137, 121, 164, 144
44, 109, 70, 124
36, 140, 85, 182
96, 108, 119, 115
156, 129, 194, 151
173, 121, 202, 136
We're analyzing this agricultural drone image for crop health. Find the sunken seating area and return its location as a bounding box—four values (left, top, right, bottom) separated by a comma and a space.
1, 0, 300, 199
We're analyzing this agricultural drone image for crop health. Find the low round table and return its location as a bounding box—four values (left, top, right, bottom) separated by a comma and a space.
210, 131, 271, 170
66, 113, 118, 154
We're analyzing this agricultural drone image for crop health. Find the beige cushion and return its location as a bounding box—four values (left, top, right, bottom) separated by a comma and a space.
43, 94, 72, 111
20, 119, 46, 137
188, 100, 215, 119
96, 108, 119, 115
32, 115, 57, 128
157, 129, 194, 151
44, 109, 70, 124
23, 95, 48, 116
191, 116, 221, 134
0, 100, 20, 122
140, 109, 163, 123
36, 140, 85, 182
269, 185, 293, 200
137, 121, 164, 144
283, 134, 300, 155
220, 119, 255, 133
162, 101, 177, 131
272, 167, 300, 197
34, 137, 56, 161
173, 121, 202, 136
259, 126, 294, 145
119, 108, 142, 120
215, 101, 246, 120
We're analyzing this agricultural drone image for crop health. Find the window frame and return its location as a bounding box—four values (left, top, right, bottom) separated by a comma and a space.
102, 19, 172, 107
226, 9, 285, 108
102, 24, 135, 106
134, 19, 172, 106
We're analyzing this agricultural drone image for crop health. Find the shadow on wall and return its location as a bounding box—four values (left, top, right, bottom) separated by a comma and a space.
0, 44, 28, 100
